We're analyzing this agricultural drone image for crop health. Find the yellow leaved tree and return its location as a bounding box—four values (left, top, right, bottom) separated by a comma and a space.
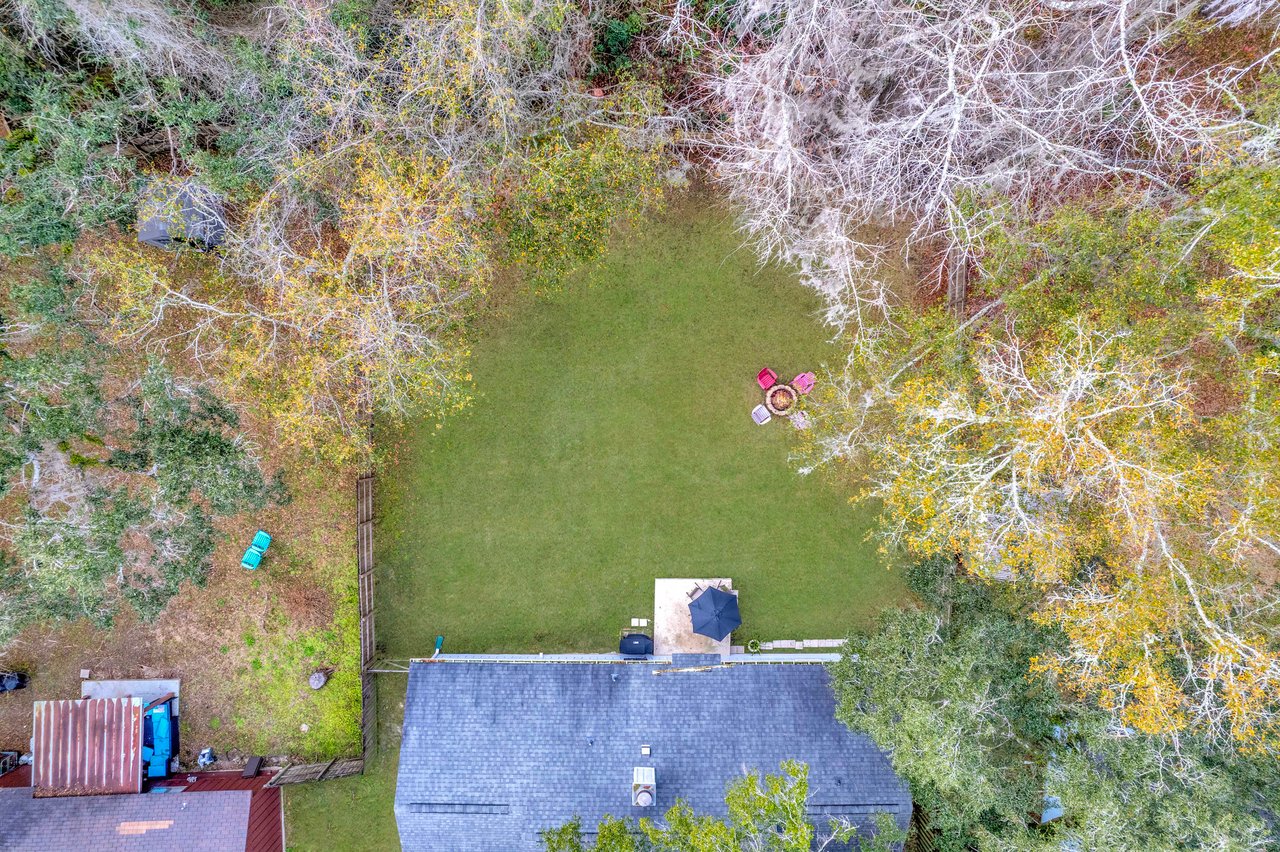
82, 142, 484, 466
801, 168, 1280, 752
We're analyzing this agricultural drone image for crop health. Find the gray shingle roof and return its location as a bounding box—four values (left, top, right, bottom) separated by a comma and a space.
0, 787, 251, 851
395, 656, 912, 851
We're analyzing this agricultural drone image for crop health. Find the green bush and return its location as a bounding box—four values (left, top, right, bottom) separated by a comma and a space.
593, 12, 645, 73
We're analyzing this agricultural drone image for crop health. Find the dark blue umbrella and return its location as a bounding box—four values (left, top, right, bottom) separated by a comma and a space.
688, 587, 741, 641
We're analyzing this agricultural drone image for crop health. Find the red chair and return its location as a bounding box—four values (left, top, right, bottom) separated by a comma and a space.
792, 372, 816, 394
756, 368, 778, 390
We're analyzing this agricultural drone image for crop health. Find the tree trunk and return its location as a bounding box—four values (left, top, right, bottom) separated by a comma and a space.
946, 246, 968, 318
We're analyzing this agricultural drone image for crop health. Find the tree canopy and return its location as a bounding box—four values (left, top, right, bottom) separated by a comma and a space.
0, 0, 673, 628
2, 0, 672, 464
543, 761, 906, 852
830, 558, 1280, 850
0, 266, 278, 640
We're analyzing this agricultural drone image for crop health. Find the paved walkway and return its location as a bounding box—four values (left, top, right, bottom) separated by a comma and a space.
653, 578, 734, 657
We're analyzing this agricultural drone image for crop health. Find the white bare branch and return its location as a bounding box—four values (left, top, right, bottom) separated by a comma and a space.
678, 0, 1278, 334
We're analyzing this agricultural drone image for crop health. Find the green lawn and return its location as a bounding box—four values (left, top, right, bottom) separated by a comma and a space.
375, 196, 907, 656
283, 675, 405, 852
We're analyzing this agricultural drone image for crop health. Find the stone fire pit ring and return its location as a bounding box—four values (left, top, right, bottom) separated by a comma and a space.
765, 383, 798, 416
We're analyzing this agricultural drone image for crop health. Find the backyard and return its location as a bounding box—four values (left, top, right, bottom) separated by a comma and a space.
373, 196, 908, 657
283, 196, 910, 849
6, 4, 1277, 850
0, 463, 361, 765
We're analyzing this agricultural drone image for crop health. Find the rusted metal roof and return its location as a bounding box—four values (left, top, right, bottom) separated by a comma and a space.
31, 697, 144, 797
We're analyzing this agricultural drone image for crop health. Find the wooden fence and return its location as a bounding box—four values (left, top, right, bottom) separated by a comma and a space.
906, 805, 941, 852
257, 392, 381, 791
266, 757, 365, 787
270, 472, 376, 787
357, 470, 377, 760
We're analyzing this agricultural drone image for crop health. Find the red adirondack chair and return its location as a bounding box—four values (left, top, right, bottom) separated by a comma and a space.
756, 368, 778, 390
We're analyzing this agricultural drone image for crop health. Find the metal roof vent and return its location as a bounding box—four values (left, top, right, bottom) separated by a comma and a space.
632, 766, 655, 807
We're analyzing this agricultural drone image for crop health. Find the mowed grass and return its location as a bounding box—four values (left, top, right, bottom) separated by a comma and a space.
375, 197, 908, 656
284, 675, 405, 852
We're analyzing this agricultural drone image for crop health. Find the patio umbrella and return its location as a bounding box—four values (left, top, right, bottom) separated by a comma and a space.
688, 587, 741, 641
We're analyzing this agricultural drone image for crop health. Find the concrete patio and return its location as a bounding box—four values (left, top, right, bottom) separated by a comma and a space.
653, 578, 735, 657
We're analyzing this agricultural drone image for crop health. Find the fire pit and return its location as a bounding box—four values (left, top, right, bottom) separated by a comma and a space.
765, 384, 797, 416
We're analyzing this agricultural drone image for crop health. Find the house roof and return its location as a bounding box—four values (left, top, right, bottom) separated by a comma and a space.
153, 771, 284, 852
0, 787, 250, 851
32, 697, 144, 797
395, 655, 912, 851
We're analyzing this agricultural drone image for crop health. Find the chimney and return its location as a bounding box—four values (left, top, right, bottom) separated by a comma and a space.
632, 766, 656, 807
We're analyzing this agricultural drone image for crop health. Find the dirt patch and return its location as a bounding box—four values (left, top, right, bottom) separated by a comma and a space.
1191, 374, 1240, 418
0, 618, 156, 749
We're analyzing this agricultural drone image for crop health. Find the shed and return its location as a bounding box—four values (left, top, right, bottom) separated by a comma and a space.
137, 181, 226, 250
31, 697, 144, 797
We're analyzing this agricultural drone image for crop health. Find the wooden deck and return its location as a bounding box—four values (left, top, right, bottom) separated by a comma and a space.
2, 765, 281, 852
0, 763, 31, 788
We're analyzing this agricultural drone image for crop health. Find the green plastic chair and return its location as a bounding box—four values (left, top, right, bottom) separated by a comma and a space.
241, 530, 272, 570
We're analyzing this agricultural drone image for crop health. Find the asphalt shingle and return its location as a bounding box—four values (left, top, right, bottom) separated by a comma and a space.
0, 787, 251, 851
394, 658, 912, 851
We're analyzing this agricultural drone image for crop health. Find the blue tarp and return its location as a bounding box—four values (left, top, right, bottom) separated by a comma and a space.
143, 702, 173, 779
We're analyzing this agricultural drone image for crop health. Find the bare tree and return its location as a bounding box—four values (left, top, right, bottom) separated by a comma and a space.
1203, 0, 1280, 24
679, 0, 1278, 334
10, 0, 235, 89
850, 322, 1192, 577
808, 317, 1280, 747
211, 0, 673, 442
